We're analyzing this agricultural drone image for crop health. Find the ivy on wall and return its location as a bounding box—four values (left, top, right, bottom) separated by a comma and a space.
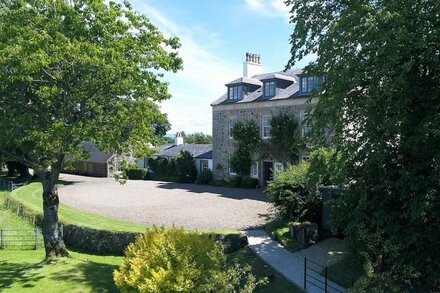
268, 114, 300, 164
230, 113, 301, 177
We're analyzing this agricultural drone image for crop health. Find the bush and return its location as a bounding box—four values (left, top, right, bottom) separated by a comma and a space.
113, 227, 266, 293
240, 176, 259, 189
175, 151, 197, 183
196, 169, 213, 184
266, 162, 317, 221
125, 165, 145, 180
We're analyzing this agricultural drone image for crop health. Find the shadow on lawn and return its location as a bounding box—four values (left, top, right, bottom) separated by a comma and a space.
0, 260, 45, 289
0, 258, 119, 292
50, 258, 119, 293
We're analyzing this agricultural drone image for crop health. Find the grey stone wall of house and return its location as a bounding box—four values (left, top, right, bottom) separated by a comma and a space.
212, 101, 314, 186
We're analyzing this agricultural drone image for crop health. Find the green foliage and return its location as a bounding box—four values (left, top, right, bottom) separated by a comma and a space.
306, 148, 346, 196
0, 0, 182, 169
125, 165, 146, 180
185, 132, 213, 144
0, 0, 182, 256
286, 0, 440, 286
196, 169, 213, 185
113, 227, 266, 293
148, 158, 176, 182
268, 114, 300, 164
175, 151, 197, 183
240, 176, 259, 189
266, 163, 315, 221
230, 121, 262, 177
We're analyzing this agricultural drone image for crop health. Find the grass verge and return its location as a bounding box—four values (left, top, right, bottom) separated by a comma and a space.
265, 217, 301, 252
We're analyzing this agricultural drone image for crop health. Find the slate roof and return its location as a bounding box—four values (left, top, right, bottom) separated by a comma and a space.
80, 142, 113, 164
211, 69, 307, 106
157, 144, 212, 159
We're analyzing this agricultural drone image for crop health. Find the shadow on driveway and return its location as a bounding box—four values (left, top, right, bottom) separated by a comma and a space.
155, 182, 269, 202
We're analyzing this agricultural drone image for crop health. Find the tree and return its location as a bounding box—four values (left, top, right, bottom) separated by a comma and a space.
175, 151, 197, 183
184, 132, 212, 144
286, 0, 440, 287
268, 114, 300, 164
0, 0, 182, 258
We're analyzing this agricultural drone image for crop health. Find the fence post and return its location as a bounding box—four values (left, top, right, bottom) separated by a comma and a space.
35, 228, 39, 250
0, 229, 4, 249
304, 257, 307, 291
324, 267, 328, 293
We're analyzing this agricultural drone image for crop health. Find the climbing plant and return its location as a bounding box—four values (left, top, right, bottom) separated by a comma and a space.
268, 113, 300, 164
230, 120, 263, 177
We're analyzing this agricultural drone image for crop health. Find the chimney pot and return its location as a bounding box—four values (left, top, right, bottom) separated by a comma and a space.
243, 52, 263, 77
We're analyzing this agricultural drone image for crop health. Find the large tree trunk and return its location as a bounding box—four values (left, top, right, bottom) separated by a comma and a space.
39, 158, 69, 259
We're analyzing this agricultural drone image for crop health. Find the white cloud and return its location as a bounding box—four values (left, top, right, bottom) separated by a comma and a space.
135, 3, 241, 134
244, 0, 291, 21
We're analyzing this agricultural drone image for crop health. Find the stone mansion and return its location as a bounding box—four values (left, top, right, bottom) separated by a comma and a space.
211, 53, 322, 186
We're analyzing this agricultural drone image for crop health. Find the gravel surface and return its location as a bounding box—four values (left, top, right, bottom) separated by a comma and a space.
58, 174, 274, 230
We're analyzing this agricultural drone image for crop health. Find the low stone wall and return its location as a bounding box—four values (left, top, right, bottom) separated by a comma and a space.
63, 225, 137, 255
4, 196, 248, 255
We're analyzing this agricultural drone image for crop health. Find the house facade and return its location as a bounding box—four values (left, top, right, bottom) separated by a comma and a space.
211, 53, 321, 186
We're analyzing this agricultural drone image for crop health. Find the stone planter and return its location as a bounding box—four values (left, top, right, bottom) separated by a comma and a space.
289, 222, 318, 248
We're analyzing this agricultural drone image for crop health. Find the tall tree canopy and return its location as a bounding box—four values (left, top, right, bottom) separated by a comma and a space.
184, 132, 212, 144
0, 0, 182, 258
286, 0, 440, 289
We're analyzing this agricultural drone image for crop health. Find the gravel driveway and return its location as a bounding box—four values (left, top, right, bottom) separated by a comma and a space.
58, 174, 274, 230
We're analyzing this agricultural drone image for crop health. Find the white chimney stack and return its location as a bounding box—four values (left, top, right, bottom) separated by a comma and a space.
243, 52, 263, 78
175, 131, 184, 145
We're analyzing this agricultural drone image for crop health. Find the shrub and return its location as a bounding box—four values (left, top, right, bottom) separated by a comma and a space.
240, 176, 259, 189
113, 227, 266, 293
196, 169, 213, 185
266, 162, 318, 221
125, 165, 145, 180
175, 151, 197, 183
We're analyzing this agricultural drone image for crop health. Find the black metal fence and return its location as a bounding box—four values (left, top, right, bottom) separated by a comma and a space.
304, 257, 348, 293
0, 180, 28, 191
0, 228, 44, 250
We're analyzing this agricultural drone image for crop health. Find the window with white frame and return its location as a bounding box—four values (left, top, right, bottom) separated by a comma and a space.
228, 85, 244, 100
263, 81, 276, 97
262, 115, 271, 139
274, 162, 284, 178
250, 161, 259, 178
228, 154, 236, 175
229, 116, 237, 139
200, 160, 209, 171
300, 110, 311, 137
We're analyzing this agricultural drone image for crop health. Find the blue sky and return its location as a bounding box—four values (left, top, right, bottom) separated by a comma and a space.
130, 0, 314, 135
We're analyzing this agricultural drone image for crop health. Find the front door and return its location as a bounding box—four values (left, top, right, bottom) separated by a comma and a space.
263, 161, 274, 186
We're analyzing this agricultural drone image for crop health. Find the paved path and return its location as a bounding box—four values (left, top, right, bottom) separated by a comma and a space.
245, 230, 346, 293
58, 174, 274, 230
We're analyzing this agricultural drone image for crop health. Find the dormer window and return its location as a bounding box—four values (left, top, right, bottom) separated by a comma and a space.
263, 81, 276, 97
228, 85, 244, 100
300, 76, 323, 94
